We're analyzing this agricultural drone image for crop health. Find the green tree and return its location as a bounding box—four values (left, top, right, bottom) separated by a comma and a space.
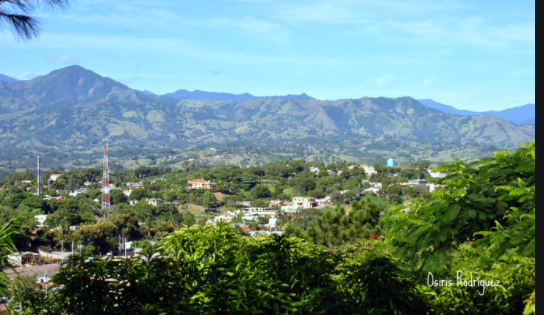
250, 184, 271, 199
0, 216, 24, 294
8, 274, 41, 310
67, 174, 77, 192
384, 141, 535, 272
298, 178, 316, 193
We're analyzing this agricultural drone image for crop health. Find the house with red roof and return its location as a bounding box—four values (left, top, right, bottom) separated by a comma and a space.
188, 178, 216, 190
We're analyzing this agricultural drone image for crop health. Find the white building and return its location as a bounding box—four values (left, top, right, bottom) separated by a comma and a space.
268, 217, 278, 228
309, 166, 320, 173
242, 208, 279, 217
68, 188, 88, 197
315, 196, 331, 206
361, 165, 378, 176
35, 215, 48, 226
292, 197, 317, 209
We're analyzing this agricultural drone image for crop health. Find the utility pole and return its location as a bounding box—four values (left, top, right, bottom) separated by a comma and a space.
37, 156, 41, 197
71, 240, 74, 255
61, 240, 64, 255
102, 139, 111, 211
78, 241, 82, 255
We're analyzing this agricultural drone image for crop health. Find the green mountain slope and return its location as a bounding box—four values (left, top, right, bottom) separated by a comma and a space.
0, 66, 535, 154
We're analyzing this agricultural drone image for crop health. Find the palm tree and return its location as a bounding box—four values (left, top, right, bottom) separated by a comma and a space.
0, 0, 71, 40
0, 216, 24, 294
53, 222, 71, 251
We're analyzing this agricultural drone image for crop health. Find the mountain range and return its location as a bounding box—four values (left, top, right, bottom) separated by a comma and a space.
0, 66, 535, 154
417, 99, 535, 125
2, 71, 534, 125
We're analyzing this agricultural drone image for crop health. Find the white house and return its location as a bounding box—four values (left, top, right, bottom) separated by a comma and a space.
123, 189, 132, 197
281, 202, 300, 212
68, 188, 88, 197
309, 166, 320, 173
292, 197, 317, 209
268, 217, 278, 228
242, 208, 279, 217
35, 215, 48, 226
269, 199, 284, 208
315, 196, 331, 206
361, 165, 378, 176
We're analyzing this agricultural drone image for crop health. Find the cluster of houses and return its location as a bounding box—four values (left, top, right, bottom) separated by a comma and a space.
309, 164, 379, 176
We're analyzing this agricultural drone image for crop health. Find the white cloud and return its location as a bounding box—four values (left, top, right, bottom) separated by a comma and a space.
376, 74, 395, 85
46, 54, 81, 64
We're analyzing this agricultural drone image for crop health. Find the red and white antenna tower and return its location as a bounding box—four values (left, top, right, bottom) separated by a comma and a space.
37, 156, 41, 197
101, 139, 111, 210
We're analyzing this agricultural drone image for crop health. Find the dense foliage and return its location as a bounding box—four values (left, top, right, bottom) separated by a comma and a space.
0, 142, 535, 314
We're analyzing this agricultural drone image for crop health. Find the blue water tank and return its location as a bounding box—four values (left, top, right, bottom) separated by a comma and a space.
387, 158, 395, 167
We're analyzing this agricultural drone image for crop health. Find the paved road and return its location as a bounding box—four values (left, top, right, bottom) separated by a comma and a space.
3, 264, 60, 280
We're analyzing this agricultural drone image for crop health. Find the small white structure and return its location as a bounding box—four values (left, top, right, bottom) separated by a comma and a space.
315, 196, 331, 206
68, 188, 88, 197
292, 197, 317, 209
268, 217, 278, 228
309, 166, 320, 173
269, 199, 284, 208
123, 189, 132, 197
35, 215, 48, 226
235, 200, 253, 207
360, 165, 378, 176
49, 174, 62, 181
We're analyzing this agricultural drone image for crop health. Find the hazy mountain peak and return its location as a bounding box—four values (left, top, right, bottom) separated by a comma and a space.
0, 74, 19, 83
163, 89, 313, 102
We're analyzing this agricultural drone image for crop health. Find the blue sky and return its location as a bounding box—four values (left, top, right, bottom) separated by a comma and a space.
0, 0, 535, 111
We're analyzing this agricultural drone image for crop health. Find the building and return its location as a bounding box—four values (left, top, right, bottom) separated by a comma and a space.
348, 165, 358, 170
68, 188, 88, 197
34, 215, 48, 226
235, 200, 253, 207
242, 208, 279, 217
146, 198, 164, 206
315, 196, 331, 206
187, 178, 216, 190
309, 166, 320, 173
387, 158, 395, 167
268, 218, 278, 229
361, 165, 377, 176
269, 199, 284, 208
281, 202, 299, 212
123, 189, 132, 197
292, 197, 317, 209
127, 182, 144, 188
44, 196, 67, 201
207, 211, 239, 224
49, 174, 62, 181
